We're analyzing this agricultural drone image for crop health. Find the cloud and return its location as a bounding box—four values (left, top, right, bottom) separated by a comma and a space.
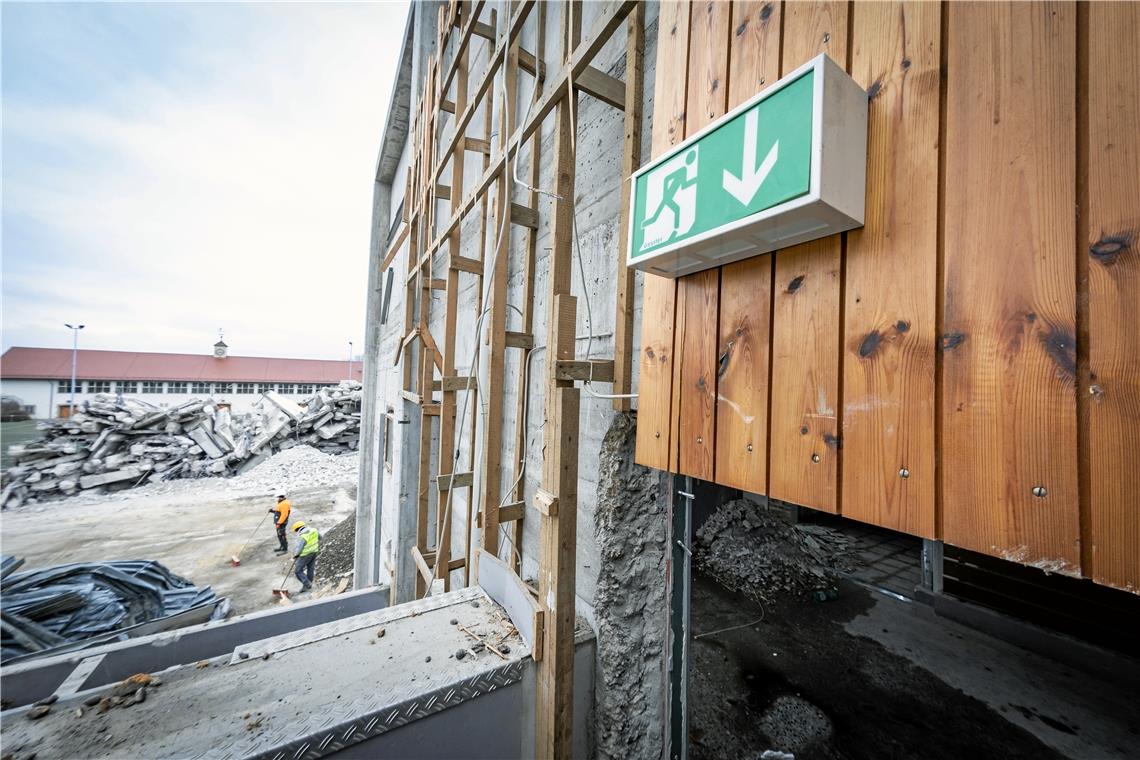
2, 1, 408, 360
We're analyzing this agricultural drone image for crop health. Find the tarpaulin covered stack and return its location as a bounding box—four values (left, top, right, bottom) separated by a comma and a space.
0, 557, 229, 663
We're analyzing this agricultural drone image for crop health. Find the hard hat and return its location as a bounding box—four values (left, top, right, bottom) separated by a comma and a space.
291, 521, 306, 532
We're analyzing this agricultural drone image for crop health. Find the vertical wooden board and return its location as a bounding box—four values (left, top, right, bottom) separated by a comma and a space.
715, 256, 771, 493
686, 1, 731, 127
634, 0, 690, 471
841, 1, 939, 537
676, 268, 719, 479
670, 0, 729, 476
769, 240, 842, 511
729, 0, 784, 108
942, 1, 1078, 570
728, 0, 783, 110
712, 0, 782, 493
635, 276, 677, 468
1086, 2, 1140, 591
767, 1, 848, 512
652, 1, 691, 155
782, 0, 849, 69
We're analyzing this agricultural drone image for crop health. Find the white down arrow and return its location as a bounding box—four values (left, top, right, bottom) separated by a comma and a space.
722, 109, 779, 205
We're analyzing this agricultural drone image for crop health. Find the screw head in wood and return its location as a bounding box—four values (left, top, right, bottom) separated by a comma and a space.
746, 444, 753, 452
811, 453, 821, 463
655, 431, 661, 439
823, 32, 831, 43
899, 468, 910, 478
696, 436, 703, 445
1032, 486, 1047, 498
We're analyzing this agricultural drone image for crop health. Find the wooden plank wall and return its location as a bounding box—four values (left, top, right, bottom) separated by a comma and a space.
633, 0, 1140, 592
1085, 2, 1139, 592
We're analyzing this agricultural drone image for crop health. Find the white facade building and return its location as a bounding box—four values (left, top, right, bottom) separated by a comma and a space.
1, 343, 362, 419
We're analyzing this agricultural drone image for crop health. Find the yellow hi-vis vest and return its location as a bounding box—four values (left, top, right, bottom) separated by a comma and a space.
298, 527, 320, 557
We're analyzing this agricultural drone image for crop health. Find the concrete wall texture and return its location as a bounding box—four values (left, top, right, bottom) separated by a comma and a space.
357, 2, 669, 756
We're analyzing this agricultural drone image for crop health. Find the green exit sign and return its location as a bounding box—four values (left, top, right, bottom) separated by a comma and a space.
628, 54, 867, 278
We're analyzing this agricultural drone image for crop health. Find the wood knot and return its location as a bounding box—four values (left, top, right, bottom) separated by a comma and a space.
895, 320, 910, 333
867, 80, 883, 101
858, 330, 883, 359
1090, 232, 1134, 266
1038, 326, 1076, 381
760, 3, 773, 22
940, 333, 966, 351
786, 275, 805, 294
823, 434, 841, 450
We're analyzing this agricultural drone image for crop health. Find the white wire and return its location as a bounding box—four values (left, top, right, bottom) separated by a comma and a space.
565, 65, 638, 402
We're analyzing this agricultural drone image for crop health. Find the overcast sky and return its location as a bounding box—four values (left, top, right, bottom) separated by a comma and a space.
2, 1, 408, 360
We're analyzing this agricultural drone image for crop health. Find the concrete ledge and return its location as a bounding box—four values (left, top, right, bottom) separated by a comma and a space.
1, 586, 389, 708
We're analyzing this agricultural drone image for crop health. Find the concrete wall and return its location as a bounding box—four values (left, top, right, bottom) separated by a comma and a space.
358, 3, 668, 755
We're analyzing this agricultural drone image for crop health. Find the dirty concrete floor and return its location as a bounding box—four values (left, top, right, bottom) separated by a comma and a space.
689, 571, 1140, 760
1, 485, 355, 616
0, 589, 523, 760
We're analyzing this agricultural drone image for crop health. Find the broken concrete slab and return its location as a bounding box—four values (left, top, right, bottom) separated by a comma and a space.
78, 468, 142, 490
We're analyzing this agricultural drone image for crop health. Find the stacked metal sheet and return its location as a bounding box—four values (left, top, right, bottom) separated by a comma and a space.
0, 557, 229, 663
1, 382, 361, 508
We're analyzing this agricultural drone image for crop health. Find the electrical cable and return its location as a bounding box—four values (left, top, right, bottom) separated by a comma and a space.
692, 610, 767, 640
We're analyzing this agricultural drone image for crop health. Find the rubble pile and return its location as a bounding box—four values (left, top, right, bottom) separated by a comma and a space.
315, 517, 356, 581
1, 383, 362, 509
694, 499, 860, 601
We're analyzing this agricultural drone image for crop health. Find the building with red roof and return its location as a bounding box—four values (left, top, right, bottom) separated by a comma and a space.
0, 343, 362, 418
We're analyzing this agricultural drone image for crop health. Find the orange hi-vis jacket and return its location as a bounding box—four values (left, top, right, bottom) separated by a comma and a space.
273, 500, 292, 526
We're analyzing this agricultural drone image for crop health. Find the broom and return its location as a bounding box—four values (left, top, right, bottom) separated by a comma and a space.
271, 556, 295, 600
230, 511, 271, 567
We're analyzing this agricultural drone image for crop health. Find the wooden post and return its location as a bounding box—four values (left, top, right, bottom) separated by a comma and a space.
480, 41, 517, 561
508, 2, 547, 574
536, 85, 579, 760
612, 3, 644, 411
436, 34, 472, 592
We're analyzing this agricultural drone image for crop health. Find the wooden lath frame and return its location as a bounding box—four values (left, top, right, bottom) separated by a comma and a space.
390, 2, 643, 756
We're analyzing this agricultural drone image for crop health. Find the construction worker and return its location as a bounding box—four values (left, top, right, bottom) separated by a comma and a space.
291, 520, 320, 593
268, 494, 291, 555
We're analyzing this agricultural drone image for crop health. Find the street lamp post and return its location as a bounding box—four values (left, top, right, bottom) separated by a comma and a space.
64, 323, 85, 413
347, 341, 354, 381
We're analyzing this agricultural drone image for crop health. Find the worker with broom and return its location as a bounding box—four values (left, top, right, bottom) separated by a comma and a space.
269, 494, 292, 555
291, 520, 320, 593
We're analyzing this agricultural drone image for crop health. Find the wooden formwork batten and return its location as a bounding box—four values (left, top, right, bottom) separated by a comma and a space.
387, 2, 645, 754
